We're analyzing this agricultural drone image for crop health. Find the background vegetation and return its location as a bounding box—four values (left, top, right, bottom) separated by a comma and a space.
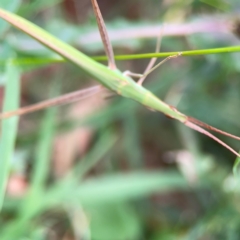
0, 0, 240, 239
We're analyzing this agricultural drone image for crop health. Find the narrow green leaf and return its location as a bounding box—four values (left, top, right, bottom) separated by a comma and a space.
45, 171, 188, 207
0, 81, 59, 239
2, 45, 240, 67
94, 46, 240, 61
74, 171, 188, 205
76, 129, 117, 179
20, 80, 59, 219
0, 61, 20, 210
31, 81, 59, 190
233, 155, 240, 178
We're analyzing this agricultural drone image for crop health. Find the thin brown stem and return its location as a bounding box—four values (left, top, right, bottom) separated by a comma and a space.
138, 28, 163, 85
90, 0, 116, 70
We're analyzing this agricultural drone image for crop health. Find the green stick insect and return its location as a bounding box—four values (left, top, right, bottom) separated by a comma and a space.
0, 0, 239, 156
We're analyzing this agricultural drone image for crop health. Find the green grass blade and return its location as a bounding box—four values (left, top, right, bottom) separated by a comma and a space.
30, 82, 59, 190
0, 82, 59, 239
75, 171, 188, 205
48, 171, 188, 206
1, 44, 240, 67
0, 57, 64, 67
233, 154, 240, 178
20, 80, 59, 219
76, 129, 117, 179
95, 46, 240, 60
0, 61, 20, 210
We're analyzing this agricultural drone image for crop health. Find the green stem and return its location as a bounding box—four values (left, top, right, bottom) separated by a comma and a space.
2, 45, 240, 66
95, 45, 240, 61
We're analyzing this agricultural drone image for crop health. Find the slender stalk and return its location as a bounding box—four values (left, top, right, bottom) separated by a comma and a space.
137, 29, 163, 85
2, 45, 240, 67
91, 0, 116, 69
0, 62, 20, 211
94, 45, 240, 61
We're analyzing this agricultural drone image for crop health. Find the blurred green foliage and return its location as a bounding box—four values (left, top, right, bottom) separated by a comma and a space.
0, 0, 240, 239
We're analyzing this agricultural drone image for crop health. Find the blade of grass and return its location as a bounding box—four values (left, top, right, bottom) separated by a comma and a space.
233, 154, 240, 178
0, 80, 60, 239
55, 171, 189, 206
47, 129, 118, 201
20, 79, 60, 218
76, 129, 117, 179
0, 61, 20, 211
95, 46, 240, 61
0, 170, 188, 239
2, 44, 240, 67
0, 98, 116, 239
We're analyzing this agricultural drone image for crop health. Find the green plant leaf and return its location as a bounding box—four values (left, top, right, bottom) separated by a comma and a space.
0, 61, 20, 210
46, 171, 188, 207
